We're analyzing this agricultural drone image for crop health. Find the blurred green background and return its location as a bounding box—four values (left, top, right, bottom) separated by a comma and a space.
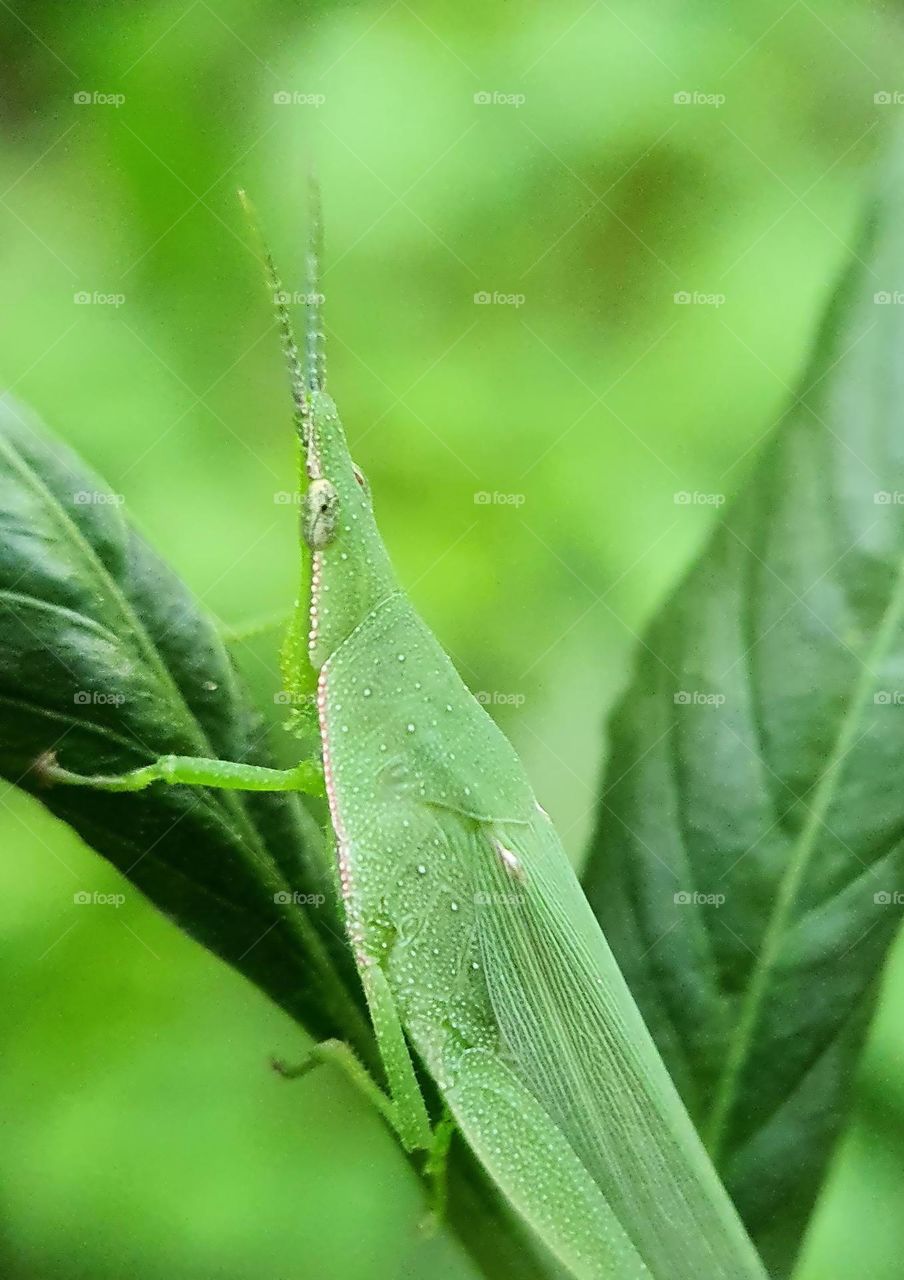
0, 2, 902, 1276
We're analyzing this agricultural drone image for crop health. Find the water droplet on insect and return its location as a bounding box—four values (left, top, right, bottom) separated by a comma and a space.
363, 687, 372, 697
450, 901, 459, 912
445, 704, 453, 712
202, 680, 218, 692
406, 723, 415, 733
397, 654, 405, 662
417, 864, 427, 875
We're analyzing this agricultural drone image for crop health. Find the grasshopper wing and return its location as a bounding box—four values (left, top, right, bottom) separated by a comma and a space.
322, 594, 764, 1280
464, 810, 766, 1279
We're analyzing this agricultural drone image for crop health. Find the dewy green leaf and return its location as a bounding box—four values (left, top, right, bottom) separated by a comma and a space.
584, 143, 904, 1275
0, 394, 370, 1056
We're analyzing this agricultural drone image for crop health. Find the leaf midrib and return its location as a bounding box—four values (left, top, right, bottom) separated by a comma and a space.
0, 426, 290, 876
703, 549, 904, 1160
0, 429, 214, 756
0, 425, 304, 928
0, 414, 375, 1055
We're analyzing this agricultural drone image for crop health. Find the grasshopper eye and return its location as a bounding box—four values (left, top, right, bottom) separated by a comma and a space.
352, 463, 370, 499
302, 478, 340, 550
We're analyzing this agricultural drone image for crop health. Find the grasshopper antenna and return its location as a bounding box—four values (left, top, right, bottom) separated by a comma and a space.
237, 187, 308, 439
304, 172, 326, 395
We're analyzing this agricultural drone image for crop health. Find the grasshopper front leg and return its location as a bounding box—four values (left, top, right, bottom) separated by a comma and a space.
273, 999, 452, 1222
36, 751, 324, 797
271, 941, 434, 1153
272, 1038, 401, 1131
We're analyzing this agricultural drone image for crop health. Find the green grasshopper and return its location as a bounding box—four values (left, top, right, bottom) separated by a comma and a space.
48, 190, 767, 1280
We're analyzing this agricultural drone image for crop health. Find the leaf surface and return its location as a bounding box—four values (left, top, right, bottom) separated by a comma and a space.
0, 395, 368, 1052
584, 146, 904, 1275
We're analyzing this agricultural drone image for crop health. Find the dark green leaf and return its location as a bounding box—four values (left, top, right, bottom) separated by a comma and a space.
0, 395, 580, 1280
584, 149, 904, 1275
0, 395, 370, 1055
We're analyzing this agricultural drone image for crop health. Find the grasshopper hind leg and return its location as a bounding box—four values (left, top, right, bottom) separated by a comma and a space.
358, 958, 433, 1153
422, 1109, 455, 1230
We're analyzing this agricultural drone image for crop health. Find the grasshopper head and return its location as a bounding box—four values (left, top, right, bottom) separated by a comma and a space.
300, 389, 396, 667
243, 183, 398, 668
